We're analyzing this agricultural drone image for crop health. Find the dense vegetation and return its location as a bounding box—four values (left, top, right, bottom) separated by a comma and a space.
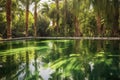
0, 0, 119, 38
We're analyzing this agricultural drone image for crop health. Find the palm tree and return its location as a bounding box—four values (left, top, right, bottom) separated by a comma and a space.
72, 0, 81, 37
25, 0, 29, 37
6, 0, 12, 38
102, 0, 119, 36
34, 0, 40, 37
63, 0, 68, 36
41, 2, 49, 15
19, 0, 32, 37
92, 0, 119, 36
112, 0, 119, 36
52, 0, 60, 35
91, 0, 103, 36
55, 0, 59, 35
42, 3, 57, 34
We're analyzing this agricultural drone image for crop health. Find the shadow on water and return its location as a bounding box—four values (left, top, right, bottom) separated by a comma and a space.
0, 39, 120, 80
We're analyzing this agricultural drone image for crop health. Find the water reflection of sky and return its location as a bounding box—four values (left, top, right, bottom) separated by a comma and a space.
17, 59, 54, 80
39, 61, 54, 80
40, 67, 54, 80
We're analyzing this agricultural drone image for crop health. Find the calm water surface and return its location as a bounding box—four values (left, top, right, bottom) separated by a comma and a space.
0, 39, 120, 80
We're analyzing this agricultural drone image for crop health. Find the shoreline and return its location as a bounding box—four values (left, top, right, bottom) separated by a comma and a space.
0, 37, 120, 41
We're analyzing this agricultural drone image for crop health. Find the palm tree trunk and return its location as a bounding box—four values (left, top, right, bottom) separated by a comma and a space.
64, 0, 67, 36
96, 13, 101, 36
55, 0, 59, 35
6, 0, 12, 39
34, 0, 37, 37
25, 0, 29, 37
74, 16, 80, 37
112, 0, 119, 36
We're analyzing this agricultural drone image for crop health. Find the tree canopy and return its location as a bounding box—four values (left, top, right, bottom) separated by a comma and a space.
0, 0, 119, 38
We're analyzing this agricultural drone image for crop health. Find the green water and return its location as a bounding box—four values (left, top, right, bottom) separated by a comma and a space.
0, 39, 120, 80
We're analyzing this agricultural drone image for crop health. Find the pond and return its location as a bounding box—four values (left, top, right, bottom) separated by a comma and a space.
0, 39, 120, 80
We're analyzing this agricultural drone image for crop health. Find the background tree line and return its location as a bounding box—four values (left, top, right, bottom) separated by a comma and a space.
0, 0, 119, 39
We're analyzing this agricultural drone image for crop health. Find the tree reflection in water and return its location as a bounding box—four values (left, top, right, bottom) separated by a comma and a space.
45, 40, 120, 80
0, 39, 119, 80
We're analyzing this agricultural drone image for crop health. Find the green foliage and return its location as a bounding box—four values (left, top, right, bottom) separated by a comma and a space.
81, 10, 97, 36
0, 12, 6, 37
37, 14, 50, 36
12, 11, 34, 37
0, 0, 119, 38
